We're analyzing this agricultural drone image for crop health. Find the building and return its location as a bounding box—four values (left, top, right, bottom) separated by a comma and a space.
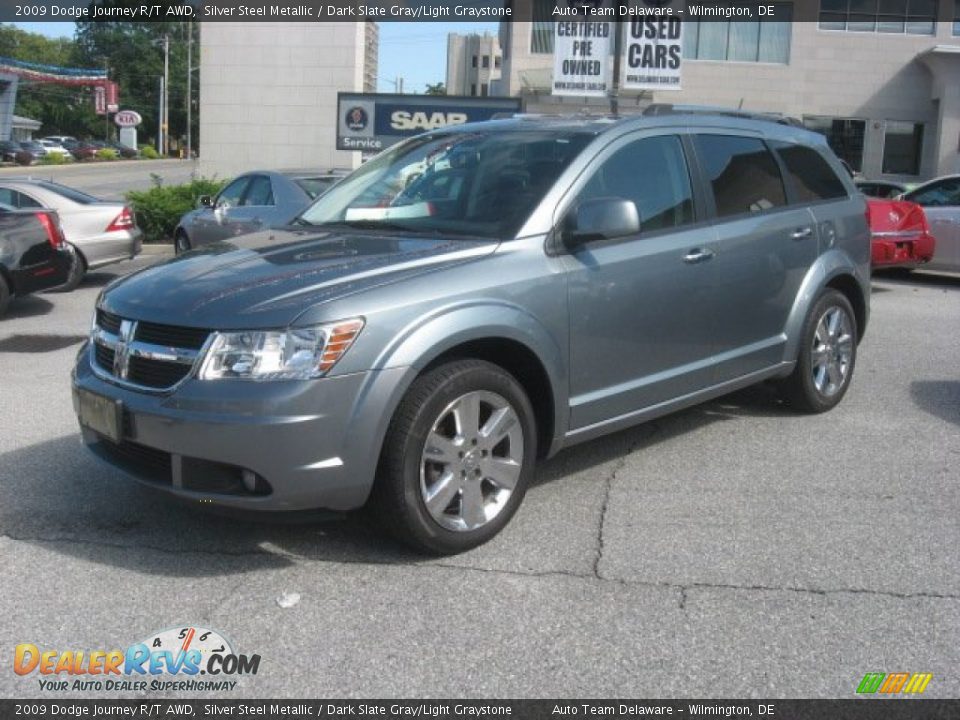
199, 21, 378, 176
498, 5, 960, 182
446, 32, 503, 97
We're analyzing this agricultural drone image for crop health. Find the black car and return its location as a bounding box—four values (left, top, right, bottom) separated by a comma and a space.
0, 140, 21, 162
0, 204, 74, 317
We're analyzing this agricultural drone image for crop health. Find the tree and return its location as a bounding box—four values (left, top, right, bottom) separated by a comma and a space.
74, 9, 199, 150
424, 82, 446, 96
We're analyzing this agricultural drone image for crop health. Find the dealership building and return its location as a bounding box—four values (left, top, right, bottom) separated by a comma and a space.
498, 8, 960, 182
199, 21, 378, 176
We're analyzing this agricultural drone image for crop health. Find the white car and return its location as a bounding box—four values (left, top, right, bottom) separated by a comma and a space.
38, 139, 73, 159
0, 178, 141, 290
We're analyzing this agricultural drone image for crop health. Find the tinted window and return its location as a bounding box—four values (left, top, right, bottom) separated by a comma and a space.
695, 135, 787, 217
578, 135, 694, 233
774, 143, 848, 202
242, 175, 274, 206
217, 178, 249, 209
906, 178, 960, 207
0, 188, 42, 209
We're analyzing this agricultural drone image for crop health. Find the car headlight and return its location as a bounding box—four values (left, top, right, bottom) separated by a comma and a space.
198, 318, 364, 380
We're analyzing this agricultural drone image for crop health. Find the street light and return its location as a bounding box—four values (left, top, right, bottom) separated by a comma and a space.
152, 35, 170, 155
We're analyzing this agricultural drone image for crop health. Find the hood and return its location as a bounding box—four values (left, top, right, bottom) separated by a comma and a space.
100, 227, 498, 329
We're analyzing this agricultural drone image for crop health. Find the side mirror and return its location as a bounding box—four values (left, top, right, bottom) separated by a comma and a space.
197, 195, 212, 208
565, 197, 641, 247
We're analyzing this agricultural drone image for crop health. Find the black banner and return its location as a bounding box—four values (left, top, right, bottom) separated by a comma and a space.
3, 700, 960, 720
0, 0, 839, 24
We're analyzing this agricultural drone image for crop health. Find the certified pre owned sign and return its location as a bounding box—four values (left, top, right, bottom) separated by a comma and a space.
114, 110, 142, 127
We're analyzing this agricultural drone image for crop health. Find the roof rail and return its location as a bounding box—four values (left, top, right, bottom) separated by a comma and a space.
642, 103, 804, 127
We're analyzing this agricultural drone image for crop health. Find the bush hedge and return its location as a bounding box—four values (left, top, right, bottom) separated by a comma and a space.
126, 177, 227, 243
139, 144, 160, 160
39, 153, 70, 165
96, 148, 119, 161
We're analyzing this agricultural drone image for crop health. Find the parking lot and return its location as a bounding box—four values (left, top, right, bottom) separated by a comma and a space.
0, 250, 957, 698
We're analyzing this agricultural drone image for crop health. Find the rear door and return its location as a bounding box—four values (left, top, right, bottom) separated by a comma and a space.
689, 132, 818, 382
564, 131, 719, 430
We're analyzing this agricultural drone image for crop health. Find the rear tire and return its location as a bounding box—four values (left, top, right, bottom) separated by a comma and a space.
781, 289, 857, 413
49, 246, 85, 293
0, 273, 10, 318
370, 359, 537, 555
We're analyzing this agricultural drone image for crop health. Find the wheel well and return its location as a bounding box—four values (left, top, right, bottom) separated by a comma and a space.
826, 274, 867, 340
424, 339, 556, 459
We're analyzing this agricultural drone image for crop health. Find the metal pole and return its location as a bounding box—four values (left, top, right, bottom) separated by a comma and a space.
610, 21, 623, 116
162, 34, 170, 156
186, 23, 192, 159
157, 75, 164, 154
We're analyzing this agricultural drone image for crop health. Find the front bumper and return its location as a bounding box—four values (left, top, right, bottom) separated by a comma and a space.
72, 344, 409, 513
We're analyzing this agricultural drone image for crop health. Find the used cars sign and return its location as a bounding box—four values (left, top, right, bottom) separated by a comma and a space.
336, 93, 521, 151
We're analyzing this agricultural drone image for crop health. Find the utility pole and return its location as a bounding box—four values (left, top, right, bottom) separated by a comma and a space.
157, 75, 164, 155
162, 33, 170, 156
186, 23, 192, 159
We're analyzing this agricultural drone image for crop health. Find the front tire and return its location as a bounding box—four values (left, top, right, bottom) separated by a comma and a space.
0, 273, 10, 318
782, 289, 857, 413
174, 231, 191, 255
371, 359, 537, 555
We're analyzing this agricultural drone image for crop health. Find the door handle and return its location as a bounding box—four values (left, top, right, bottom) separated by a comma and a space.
683, 248, 715, 264
791, 227, 813, 240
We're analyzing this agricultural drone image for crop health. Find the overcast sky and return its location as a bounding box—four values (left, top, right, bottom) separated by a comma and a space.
11, 21, 499, 93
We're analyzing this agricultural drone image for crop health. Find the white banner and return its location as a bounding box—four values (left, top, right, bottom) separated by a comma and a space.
552, 21, 612, 98
621, 20, 684, 92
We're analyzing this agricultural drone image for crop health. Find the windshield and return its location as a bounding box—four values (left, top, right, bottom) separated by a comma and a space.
295, 176, 339, 200
299, 129, 593, 238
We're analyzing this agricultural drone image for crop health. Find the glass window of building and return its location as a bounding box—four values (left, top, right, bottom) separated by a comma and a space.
954, 0, 960, 34
803, 117, 867, 173
531, 0, 554, 53
882, 122, 924, 175
819, 0, 936, 34
482, 55, 490, 69
683, 16, 792, 63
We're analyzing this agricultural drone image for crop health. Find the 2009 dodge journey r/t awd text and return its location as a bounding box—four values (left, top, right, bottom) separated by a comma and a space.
72, 111, 869, 554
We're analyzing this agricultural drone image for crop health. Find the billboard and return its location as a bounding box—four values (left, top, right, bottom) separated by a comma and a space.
336, 93, 522, 152
621, 20, 684, 92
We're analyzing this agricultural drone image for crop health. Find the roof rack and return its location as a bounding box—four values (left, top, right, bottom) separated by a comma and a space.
642, 103, 804, 127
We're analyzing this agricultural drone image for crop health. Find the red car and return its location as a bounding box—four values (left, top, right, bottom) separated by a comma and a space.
866, 197, 935, 269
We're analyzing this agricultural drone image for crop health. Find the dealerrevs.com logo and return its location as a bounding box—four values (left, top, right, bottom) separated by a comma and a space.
14, 626, 261, 693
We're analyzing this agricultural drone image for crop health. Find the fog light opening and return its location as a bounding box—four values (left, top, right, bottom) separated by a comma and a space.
241, 469, 259, 493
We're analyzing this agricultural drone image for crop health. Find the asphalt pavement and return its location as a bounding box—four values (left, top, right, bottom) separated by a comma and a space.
0, 253, 957, 699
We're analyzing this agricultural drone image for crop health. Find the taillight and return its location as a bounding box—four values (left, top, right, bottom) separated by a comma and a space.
106, 206, 135, 232
35, 212, 64, 249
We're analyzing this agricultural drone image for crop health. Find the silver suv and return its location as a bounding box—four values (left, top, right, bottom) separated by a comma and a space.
72, 111, 869, 554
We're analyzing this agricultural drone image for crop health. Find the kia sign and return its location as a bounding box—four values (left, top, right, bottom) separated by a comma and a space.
336, 93, 521, 152
114, 110, 142, 128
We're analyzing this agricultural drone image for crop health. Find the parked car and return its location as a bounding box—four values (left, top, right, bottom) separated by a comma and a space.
18, 142, 46, 162
73, 112, 869, 554
0, 203, 73, 317
0, 179, 141, 290
173, 170, 345, 253
0, 140, 22, 162
62, 139, 98, 161
900, 174, 960, 273
866, 197, 935, 270
856, 180, 913, 199
38, 139, 73, 160
43, 135, 78, 145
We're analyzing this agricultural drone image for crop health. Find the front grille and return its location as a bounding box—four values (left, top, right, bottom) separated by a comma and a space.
94, 342, 115, 370
128, 356, 192, 388
136, 321, 209, 350
96, 309, 122, 335
91, 310, 209, 391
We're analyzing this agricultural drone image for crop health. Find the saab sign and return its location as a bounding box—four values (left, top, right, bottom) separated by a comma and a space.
337, 93, 521, 152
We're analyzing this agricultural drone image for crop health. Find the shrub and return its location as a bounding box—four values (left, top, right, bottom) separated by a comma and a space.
118, 145, 138, 159
126, 177, 228, 243
96, 148, 119, 161
139, 144, 160, 160
39, 153, 69, 165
